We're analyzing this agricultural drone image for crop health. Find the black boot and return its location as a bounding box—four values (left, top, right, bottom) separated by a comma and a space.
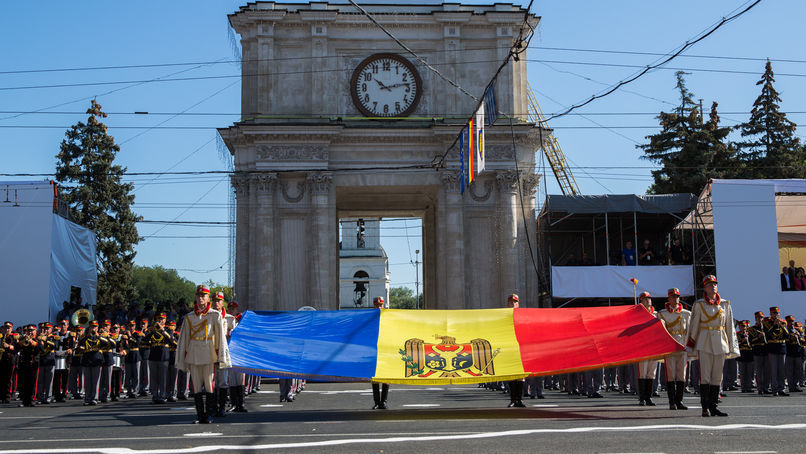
643, 379, 656, 406
193, 393, 208, 424
637, 378, 645, 406
709, 385, 728, 416
234, 386, 248, 413
372, 383, 381, 409
700, 384, 710, 417
205, 392, 216, 423
379, 383, 389, 409
215, 388, 227, 417
675, 381, 688, 410
666, 382, 676, 410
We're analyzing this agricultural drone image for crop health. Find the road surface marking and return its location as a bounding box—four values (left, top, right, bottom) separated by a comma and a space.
402, 404, 440, 407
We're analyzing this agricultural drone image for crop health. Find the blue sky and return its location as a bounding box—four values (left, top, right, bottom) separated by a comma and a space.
1, 0, 802, 292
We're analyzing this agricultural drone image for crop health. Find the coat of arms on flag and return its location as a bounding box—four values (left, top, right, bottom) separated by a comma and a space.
400, 335, 498, 379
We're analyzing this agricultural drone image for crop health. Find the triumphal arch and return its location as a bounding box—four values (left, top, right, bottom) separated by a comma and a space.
219, 1, 543, 310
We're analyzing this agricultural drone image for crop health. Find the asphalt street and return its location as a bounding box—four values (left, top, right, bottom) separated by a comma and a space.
1, 382, 805, 453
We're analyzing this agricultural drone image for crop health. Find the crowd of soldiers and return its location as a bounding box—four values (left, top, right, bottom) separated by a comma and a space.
0, 289, 261, 421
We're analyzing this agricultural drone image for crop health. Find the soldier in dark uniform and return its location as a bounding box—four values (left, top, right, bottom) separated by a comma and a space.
109, 324, 124, 401
165, 320, 179, 402
137, 317, 151, 397
67, 325, 84, 400
736, 320, 755, 393
75, 320, 108, 406
748, 311, 769, 394
784, 316, 803, 393
52, 319, 74, 402
35, 323, 57, 404
16, 325, 39, 407
763, 307, 789, 396
506, 294, 526, 408
98, 320, 115, 403
144, 313, 175, 404
0, 321, 17, 404
121, 320, 141, 399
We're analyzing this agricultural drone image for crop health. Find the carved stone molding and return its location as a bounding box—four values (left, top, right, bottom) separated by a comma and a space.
440, 172, 461, 193
521, 174, 540, 196
469, 179, 494, 202
231, 175, 249, 197
496, 171, 519, 193
280, 179, 306, 203
257, 144, 329, 161
307, 172, 333, 195
485, 144, 515, 160
251, 173, 278, 194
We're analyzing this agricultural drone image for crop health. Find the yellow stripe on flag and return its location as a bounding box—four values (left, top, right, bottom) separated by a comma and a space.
374, 308, 527, 385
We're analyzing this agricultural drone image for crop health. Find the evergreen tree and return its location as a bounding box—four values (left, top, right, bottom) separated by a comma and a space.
638, 72, 734, 194
55, 100, 142, 305
735, 61, 804, 179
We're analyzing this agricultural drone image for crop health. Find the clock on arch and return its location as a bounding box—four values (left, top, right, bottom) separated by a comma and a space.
349, 53, 422, 117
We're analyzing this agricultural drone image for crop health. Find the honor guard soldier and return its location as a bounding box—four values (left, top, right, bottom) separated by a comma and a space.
144, 313, 175, 404
176, 284, 231, 424
658, 288, 690, 409
371, 296, 391, 410
98, 320, 115, 403
165, 321, 180, 402
121, 320, 141, 398
784, 316, 803, 392
35, 323, 58, 404
505, 294, 526, 408
762, 307, 789, 396
225, 302, 247, 412
0, 322, 16, 403
685, 275, 739, 417
736, 320, 755, 392
109, 324, 124, 401
16, 325, 39, 407
748, 311, 769, 394
52, 319, 75, 402
137, 317, 151, 397
67, 325, 84, 400
636, 292, 659, 406
211, 292, 230, 416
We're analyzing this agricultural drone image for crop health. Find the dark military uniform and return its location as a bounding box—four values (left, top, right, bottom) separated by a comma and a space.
76, 329, 109, 405
0, 326, 17, 403
762, 313, 789, 396
98, 329, 116, 402
67, 328, 84, 399
736, 324, 755, 392
785, 321, 803, 392
748, 317, 769, 394
109, 330, 124, 401
35, 330, 58, 404
166, 323, 180, 402
122, 324, 142, 398
138, 321, 151, 396
16, 327, 39, 407
144, 324, 175, 403
53, 328, 76, 402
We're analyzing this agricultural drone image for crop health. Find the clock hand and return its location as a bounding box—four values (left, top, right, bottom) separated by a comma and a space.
384, 83, 410, 89
374, 79, 391, 91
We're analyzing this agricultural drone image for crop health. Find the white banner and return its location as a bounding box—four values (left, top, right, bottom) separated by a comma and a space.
551, 265, 694, 298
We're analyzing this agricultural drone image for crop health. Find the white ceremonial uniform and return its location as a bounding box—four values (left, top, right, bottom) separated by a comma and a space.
658, 306, 691, 381
225, 314, 244, 386
686, 297, 739, 385
176, 307, 231, 394
637, 305, 660, 379
214, 313, 236, 389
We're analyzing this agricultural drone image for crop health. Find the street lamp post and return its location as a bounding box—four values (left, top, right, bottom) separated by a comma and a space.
414, 249, 420, 309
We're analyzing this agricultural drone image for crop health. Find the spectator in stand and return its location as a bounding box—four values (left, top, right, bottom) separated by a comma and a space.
796, 268, 806, 291
56, 302, 71, 323
668, 238, 687, 265
638, 239, 655, 266
565, 253, 580, 266
781, 266, 793, 291
621, 241, 636, 266
581, 252, 595, 266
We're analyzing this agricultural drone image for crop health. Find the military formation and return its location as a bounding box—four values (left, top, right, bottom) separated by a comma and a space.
0, 285, 261, 424
2, 277, 805, 421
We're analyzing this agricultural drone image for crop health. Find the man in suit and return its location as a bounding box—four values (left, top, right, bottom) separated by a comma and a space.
781, 266, 793, 291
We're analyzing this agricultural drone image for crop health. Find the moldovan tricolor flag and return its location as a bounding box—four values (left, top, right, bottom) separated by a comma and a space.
467, 120, 474, 185
475, 104, 485, 175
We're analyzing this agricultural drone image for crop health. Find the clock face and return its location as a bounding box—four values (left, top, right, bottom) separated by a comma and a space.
350, 53, 422, 117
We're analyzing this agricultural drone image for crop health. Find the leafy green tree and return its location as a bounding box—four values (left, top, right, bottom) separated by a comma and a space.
55, 100, 142, 305
735, 61, 804, 179
638, 72, 736, 195
131, 265, 196, 305
203, 279, 234, 303
389, 286, 422, 309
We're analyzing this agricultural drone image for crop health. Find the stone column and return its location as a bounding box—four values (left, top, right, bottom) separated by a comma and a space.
252, 173, 277, 310
439, 172, 465, 309
520, 174, 540, 306
231, 174, 250, 308
307, 172, 335, 309
257, 31, 275, 115
496, 170, 519, 297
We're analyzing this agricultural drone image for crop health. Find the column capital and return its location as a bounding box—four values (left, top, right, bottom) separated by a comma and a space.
231, 174, 250, 197
440, 171, 461, 193
521, 174, 540, 196
307, 172, 333, 195
496, 170, 519, 193
250, 173, 278, 194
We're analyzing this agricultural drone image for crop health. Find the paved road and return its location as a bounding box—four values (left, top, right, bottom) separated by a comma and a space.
1, 382, 805, 453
